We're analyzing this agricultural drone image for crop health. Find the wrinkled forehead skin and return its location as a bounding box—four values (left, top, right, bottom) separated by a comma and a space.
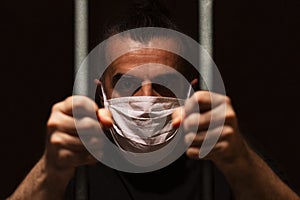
105, 35, 182, 62
101, 35, 196, 92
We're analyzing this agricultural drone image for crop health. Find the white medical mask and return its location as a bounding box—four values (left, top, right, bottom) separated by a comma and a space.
101, 87, 185, 153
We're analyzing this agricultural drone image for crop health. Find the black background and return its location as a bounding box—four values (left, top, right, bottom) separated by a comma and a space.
1, 0, 299, 198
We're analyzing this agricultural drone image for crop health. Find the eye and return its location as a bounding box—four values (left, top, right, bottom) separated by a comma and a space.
114, 75, 142, 96
152, 74, 188, 98
118, 79, 134, 90
153, 74, 179, 88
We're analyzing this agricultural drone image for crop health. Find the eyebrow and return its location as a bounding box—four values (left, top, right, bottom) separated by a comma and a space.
112, 73, 123, 83
111, 72, 179, 85
111, 73, 123, 87
111, 73, 140, 87
112, 73, 137, 80
153, 73, 179, 80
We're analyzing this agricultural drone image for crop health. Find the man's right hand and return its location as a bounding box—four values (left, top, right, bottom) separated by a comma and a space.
44, 96, 113, 179
9, 96, 113, 200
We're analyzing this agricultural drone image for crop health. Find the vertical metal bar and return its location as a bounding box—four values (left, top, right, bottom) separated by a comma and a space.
74, 0, 89, 199
199, 0, 214, 200
199, 0, 214, 90
75, 0, 89, 93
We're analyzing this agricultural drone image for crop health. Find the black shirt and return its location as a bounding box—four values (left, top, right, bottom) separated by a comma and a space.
66, 154, 233, 200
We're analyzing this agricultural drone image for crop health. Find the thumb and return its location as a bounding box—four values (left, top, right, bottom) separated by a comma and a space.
172, 107, 185, 128
97, 108, 113, 129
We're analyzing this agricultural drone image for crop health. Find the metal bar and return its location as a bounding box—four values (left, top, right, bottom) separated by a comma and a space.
74, 0, 89, 93
199, 0, 214, 199
199, 0, 214, 90
74, 0, 89, 199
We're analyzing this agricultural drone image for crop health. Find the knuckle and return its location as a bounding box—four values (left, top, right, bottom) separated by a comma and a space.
78, 117, 95, 130
65, 96, 74, 103
81, 123, 93, 131
72, 96, 94, 110
225, 96, 232, 104
73, 98, 86, 109
184, 113, 200, 131
198, 114, 210, 127
194, 91, 203, 100
58, 150, 73, 161
72, 97, 98, 117
51, 102, 61, 112
194, 91, 209, 102
89, 137, 101, 147
222, 126, 234, 136
226, 109, 236, 120
186, 148, 199, 159
47, 117, 59, 129
219, 142, 229, 152
49, 134, 64, 147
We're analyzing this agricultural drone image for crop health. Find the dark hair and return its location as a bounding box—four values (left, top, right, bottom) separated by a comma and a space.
103, 0, 178, 42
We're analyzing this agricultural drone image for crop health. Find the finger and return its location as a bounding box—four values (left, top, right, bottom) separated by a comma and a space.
186, 147, 201, 160
53, 96, 99, 118
72, 96, 100, 118
172, 92, 227, 128
47, 112, 78, 135
49, 132, 87, 152
183, 103, 227, 132
48, 113, 103, 137
52, 97, 73, 116
184, 91, 227, 115
186, 126, 225, 147
172, 107, 185, 128
50, 132, 103, 161
97, 108, 113, 129
75, 117, 106, 151
75, 116, 107, 137
186, 141, 228, 160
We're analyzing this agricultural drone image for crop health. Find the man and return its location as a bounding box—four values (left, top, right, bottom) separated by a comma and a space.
8, 1, 299, 200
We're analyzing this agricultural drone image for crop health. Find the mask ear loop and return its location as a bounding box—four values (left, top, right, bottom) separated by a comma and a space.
186, 84, 192, 98
186, 78, 198, 99
99, 82, 109, 108
98, 81, 127, 151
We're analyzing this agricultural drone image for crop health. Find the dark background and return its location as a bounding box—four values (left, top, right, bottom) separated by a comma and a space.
1, 0, 299, 198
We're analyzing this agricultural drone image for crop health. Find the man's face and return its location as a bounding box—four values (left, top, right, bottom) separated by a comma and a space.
102, 37, 190, 99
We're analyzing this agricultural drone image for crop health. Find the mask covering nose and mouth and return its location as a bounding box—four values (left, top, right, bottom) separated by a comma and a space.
101, 86, 185, 153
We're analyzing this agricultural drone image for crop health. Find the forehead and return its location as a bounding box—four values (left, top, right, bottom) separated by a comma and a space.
104, 36, 184, 78
105, 36, 182, 62
108, 49, 181, 77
